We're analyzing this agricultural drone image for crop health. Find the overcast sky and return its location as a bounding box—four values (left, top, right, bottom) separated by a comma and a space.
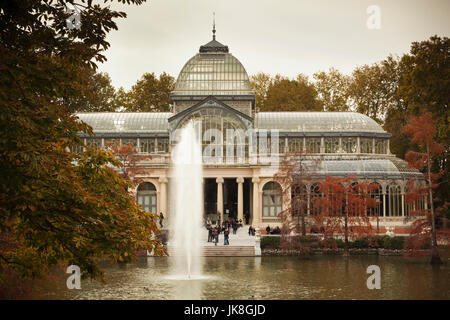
97, 0, 450, 90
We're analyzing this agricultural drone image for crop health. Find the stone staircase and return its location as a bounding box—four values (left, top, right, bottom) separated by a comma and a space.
202, 245, 255, 256
164, 226, 260, 257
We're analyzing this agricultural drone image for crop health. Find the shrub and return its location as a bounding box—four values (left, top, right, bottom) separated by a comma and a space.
350, 237, 369, 249
261, 236, 280, 249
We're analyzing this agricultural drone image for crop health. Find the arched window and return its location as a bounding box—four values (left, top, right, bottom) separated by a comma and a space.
262, 182, 282, 218
176, 107, 248, 163
310, 183, 322, 215
385, 184, 401, 217
137, 182, 157, 213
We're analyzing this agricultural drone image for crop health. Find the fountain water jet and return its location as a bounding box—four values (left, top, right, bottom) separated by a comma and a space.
168, 122, 203, 280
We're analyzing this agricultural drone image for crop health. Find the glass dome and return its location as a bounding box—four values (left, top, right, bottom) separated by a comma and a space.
172, 53, 253, 96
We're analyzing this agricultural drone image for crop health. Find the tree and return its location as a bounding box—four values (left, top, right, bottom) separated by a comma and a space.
404, 113, 446, 264
125, 72, 175, 112
66, 68, 120, 112
263, 74, 322, 112
348, 56, 402, 123
398, 36, 449, 223
0, 0, 165, 297
107, 141, 151, 185
313, 68, 350, 111
250, 72, 272, 111
312, 176, 376, 254
274, 151, 321, 237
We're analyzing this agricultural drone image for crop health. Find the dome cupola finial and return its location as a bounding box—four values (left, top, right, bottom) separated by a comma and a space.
212, 12, 216, 40
199, 13, 229, 53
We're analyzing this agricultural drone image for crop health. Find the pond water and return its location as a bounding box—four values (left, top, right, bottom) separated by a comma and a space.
36, 256, 449, 300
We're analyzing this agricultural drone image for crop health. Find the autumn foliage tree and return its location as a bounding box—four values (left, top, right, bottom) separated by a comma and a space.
312, 175, 377, 254
274, 151, 320, 237
404, 113, 446, 264
0, 0, 165, 297
107, 141, 152, 186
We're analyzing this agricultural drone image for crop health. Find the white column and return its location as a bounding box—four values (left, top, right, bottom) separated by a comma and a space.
237, 177, 244, 224
357, 137, 361, 154
216, 177, 224, 221
252, 177, 260, 226
158, 177, 168, 215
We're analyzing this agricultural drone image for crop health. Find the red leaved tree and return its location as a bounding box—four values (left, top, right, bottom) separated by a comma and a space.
274, 151, 321, 237
312, 175, 377, 254
107, 141, 152, 187
404, 113, 446, 264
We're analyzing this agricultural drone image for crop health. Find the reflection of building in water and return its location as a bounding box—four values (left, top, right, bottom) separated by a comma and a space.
76, 30, 424, 234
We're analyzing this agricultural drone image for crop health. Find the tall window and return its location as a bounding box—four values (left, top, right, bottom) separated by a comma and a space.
306, 138, 321, 153
262, 182, 282, 218
368, 183, 383, 217
342, 137, 357, 153
157, 138, 169, 153
324, 137, 339, 153
385, 184, 401, 217
137, 182, 157, 213
140, 138, 156, 154
375, 139, 387, 154
291, 184, 308, 218
86, 138, 102, 149
122, 139, 137, 150
288, 138, 303, 152
279, 137, 286, 154
360, 138, 373, 153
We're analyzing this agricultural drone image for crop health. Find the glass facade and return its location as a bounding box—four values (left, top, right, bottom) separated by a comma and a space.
386, 184, 402, 217
306, 138, 321, 153
342, 137, 357, 153
288, 138, 303, 152
324, 137, 340, 153
360, 137, 373, 153
375, 139, 387, 154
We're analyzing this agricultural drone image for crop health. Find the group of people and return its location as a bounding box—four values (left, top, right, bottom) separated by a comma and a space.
266, 225, 281, 234
205, 217, 243, 246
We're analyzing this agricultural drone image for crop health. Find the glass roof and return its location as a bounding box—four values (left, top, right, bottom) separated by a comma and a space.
172, 53, 253, 96
76, 113, 172, 133
255, 112, 386, 133
296, 158, 420, 178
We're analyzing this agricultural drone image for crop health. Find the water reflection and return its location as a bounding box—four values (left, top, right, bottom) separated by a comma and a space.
33, 256, 449, 300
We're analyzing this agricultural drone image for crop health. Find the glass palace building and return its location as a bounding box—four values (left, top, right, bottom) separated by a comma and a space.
76, 35, 423, 234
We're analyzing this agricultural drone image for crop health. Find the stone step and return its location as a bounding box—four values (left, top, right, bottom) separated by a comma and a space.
202, 246, 255, 257
167, 245, 255, 256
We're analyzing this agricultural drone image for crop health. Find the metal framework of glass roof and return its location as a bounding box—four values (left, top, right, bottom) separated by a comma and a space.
255, 112, 387, 134
172, 53, 253, 96
76, 113, 172, 133
297, 158, 421, 179
76, 111, 391, 135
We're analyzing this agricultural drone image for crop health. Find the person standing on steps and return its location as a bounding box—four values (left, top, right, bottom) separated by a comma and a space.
217, 213, 221, 234
159, 212, 164, 228
224, 228, 229, 245
207, 225, 213, 242
214, 228, 219, 246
